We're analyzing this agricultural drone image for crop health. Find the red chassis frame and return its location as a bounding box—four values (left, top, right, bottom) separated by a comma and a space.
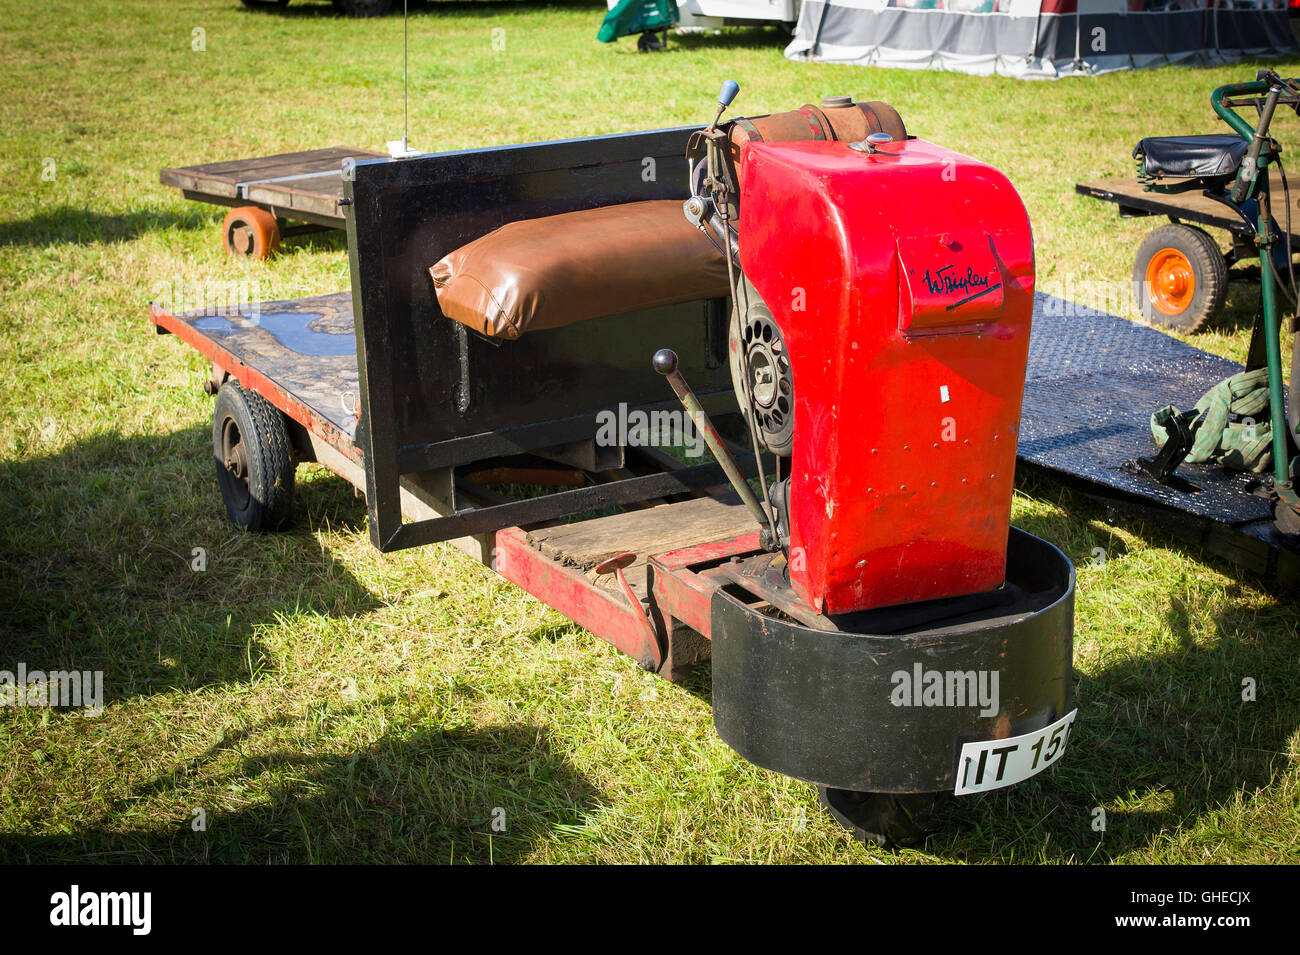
152, 301, 761, 683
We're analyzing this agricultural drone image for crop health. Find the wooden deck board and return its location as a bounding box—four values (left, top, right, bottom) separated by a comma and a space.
526, 492, 754, 598
1077, 171, 1300, 241
161, 146, 385, 222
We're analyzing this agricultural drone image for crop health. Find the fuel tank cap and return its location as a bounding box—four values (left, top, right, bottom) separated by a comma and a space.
821, 95, 853, 108
848, 132, 896, 154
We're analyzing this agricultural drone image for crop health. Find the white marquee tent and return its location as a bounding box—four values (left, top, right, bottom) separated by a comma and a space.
785, 0, 1298, 78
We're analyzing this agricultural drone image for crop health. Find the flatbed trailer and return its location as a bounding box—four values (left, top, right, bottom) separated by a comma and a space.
149, 287, 753, 680
161, 146, 384, 258
1076, 171, 1300, 331
1076, 171, 1300, 241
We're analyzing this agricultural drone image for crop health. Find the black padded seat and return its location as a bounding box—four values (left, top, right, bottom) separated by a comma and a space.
1133, 135, 1249, 180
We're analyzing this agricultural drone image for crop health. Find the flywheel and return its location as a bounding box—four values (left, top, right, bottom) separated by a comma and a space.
729, 277, 794, 458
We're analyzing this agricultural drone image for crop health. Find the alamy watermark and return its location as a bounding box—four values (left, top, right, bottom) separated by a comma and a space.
150, 278, 264, 320
890, 663, 999, 717
0, 663, 103, 716
50, 886, 150, 935
1038, 276, 1139, 319
595, 403, 705, 458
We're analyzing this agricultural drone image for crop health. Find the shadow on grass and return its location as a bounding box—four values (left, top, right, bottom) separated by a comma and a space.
0, 206, 215, 248
0, 426, 602, 862
1212, 282, 1263, 336
910, 481, 1300, 862
0, 204, 349, 257
0, 426, 376, 708
0, 721, 599, 863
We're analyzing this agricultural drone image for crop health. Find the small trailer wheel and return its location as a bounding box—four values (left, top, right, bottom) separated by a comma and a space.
1274, 498, 1300, 537
817, 786, 952, 848
221, 206, 281, 260
1132, 224, 1227, 332
213, 381, 295, 532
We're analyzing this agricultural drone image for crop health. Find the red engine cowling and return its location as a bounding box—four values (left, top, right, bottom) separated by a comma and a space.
737, 136, 1035, 615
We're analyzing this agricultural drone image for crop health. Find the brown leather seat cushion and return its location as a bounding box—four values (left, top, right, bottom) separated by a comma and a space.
430, 200, 729, 340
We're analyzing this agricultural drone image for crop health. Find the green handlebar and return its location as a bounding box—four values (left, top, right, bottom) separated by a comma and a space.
1210, 75, 1296, 489
1210, 80, 1269, 141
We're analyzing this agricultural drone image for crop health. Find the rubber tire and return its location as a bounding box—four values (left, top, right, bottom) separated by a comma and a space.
1274, 498, 1300, 537
817, 786, 952, 848
221, 206, 280, 260
1132, 224, 1227, 333
213, 382, 295, 532
333, 0, 392, 15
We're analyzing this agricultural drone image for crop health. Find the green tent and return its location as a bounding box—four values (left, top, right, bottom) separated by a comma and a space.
597, 0, 678, 44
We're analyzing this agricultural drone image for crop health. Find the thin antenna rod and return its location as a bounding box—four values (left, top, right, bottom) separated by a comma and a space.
403, 0, 409, 146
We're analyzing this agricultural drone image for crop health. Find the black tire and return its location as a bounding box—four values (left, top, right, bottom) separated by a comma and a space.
333, 0, 392, 15
1274, 498, 1300, 536
1132, 223, 1227, 333
213, 382, 295, 532
817, 786, 952, 848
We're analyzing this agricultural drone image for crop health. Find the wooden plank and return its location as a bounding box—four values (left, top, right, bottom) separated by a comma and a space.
163, 147, 379, 183
176, 189, 345, 228
525, 492, 755, 598
162, 154, 337, 192
1077, 171, 1300, 240
161, 147, 384, 203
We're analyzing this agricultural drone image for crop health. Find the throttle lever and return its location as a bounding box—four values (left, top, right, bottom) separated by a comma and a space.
653, 348, 778, 550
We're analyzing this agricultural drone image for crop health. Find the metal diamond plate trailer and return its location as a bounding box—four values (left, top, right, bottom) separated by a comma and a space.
1021, 294, 1300, 586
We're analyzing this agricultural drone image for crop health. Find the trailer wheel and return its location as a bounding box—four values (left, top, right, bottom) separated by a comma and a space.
213, 382, 295, 532
221, 206, 281, 260
1274, 498, 1300, 537
333, 0, 392, 15
1132, 224, 1226, 332
817, 786, 952, 848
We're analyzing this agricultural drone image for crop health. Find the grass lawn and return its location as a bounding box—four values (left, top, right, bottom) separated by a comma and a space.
1, 0, 1298, 864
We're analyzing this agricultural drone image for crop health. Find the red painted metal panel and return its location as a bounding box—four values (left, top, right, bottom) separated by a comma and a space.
738, 138, 1034, 614
492, 527, 663, 669
649, 531, 760, 638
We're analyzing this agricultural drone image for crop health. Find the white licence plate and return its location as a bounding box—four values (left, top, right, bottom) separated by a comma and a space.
954, 709, 1077, 796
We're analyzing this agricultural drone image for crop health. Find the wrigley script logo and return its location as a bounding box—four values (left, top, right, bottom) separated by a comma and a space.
921, 264, 1001, 310
890, 663, 999, 717
50, 885, 151, 935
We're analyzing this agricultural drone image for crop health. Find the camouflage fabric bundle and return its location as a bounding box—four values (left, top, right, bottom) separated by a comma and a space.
1150, 367, 1273, 473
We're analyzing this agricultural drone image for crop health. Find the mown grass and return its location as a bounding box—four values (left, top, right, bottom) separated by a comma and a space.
0, 0, 1297, 863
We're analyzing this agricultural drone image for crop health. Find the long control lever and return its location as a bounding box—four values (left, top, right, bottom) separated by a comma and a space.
653, 348, 777, 550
